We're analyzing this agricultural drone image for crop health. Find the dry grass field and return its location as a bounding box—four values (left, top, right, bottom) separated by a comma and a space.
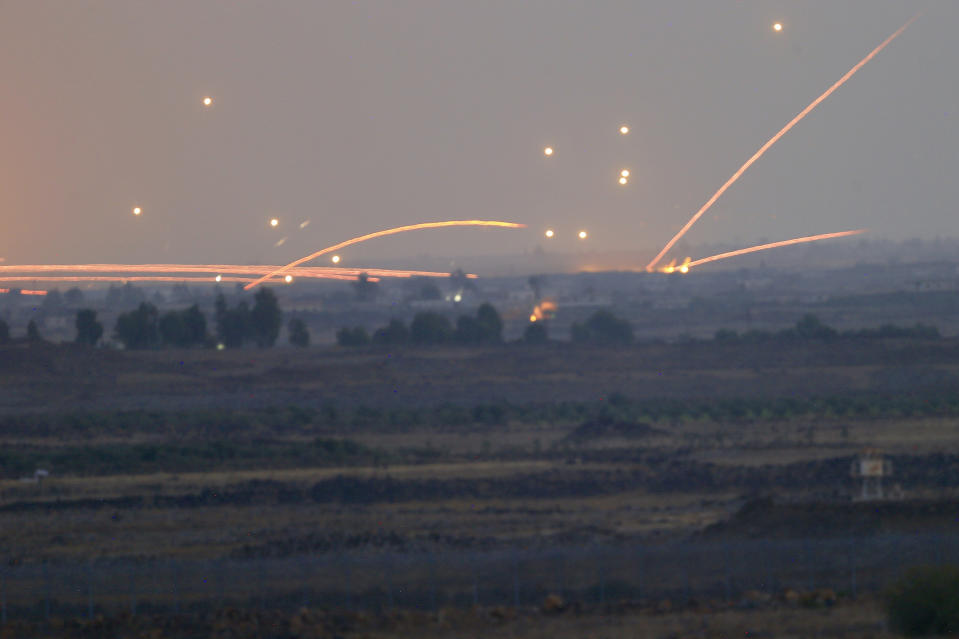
2, 337, 959, 636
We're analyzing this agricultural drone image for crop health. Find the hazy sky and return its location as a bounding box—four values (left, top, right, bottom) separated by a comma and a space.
1, 1, 955, 267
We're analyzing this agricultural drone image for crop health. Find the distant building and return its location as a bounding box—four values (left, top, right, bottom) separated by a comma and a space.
850, 449, 893, 501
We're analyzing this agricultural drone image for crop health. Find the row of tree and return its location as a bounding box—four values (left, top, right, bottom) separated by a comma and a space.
337, 303, 505, 347
3, 304, 941, 350
0, 318, 44, 344
337, 307, 636, 347
713, 314, 941, 343
110, 290, 294, 349
72, 289, 306, 350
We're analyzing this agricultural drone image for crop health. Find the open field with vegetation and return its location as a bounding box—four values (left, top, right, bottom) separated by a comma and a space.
2, 335, 959, 636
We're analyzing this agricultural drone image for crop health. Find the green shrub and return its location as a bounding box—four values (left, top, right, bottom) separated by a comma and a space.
885, 564, 959, 636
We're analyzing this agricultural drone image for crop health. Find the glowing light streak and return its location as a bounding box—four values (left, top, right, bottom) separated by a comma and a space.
645, 14, 919, 272
682, 230, 866, 270
244, 220, 524, 290
0, 264, 458, 280
0, 276, 288, 284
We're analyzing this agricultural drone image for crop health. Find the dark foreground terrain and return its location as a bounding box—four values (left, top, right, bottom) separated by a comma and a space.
2, 336, 958, 636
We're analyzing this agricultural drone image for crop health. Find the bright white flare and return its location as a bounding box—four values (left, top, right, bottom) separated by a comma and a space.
202, 96, 214, 107
543, 146, 554, 157
132, 207, 142, 216
331, 255, 341, 264
619, 125, 629, 135
578, 230, 588, 239
545, 229, 554, 238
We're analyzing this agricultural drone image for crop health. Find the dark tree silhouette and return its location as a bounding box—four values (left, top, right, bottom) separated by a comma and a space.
158, 311, 187, 347
352, 273, 380, 302
75, 309, 103, 346
114, 303, 160, 349
250, 288, 282, 347
26, 319, 42, 342
159, 306, 206, 347
450, 268, 477, 293
571, 310, 633, 345
372, 318, 409, 346
219, 302, 250, 348
288, 318, 310, 347
181, 304, 207, 346
214, 293, 229, 341
476, 303, 503, 343
410, 312, 453, 345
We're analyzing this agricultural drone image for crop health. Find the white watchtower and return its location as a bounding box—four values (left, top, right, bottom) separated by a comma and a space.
850, 449, 892, 501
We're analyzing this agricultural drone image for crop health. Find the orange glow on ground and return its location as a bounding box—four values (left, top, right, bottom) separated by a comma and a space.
530, 300, 557, 322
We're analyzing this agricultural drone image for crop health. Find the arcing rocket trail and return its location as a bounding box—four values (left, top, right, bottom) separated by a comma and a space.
645, 13, 920, 272
244, 220, 526, 290
682, 229, 866, 271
